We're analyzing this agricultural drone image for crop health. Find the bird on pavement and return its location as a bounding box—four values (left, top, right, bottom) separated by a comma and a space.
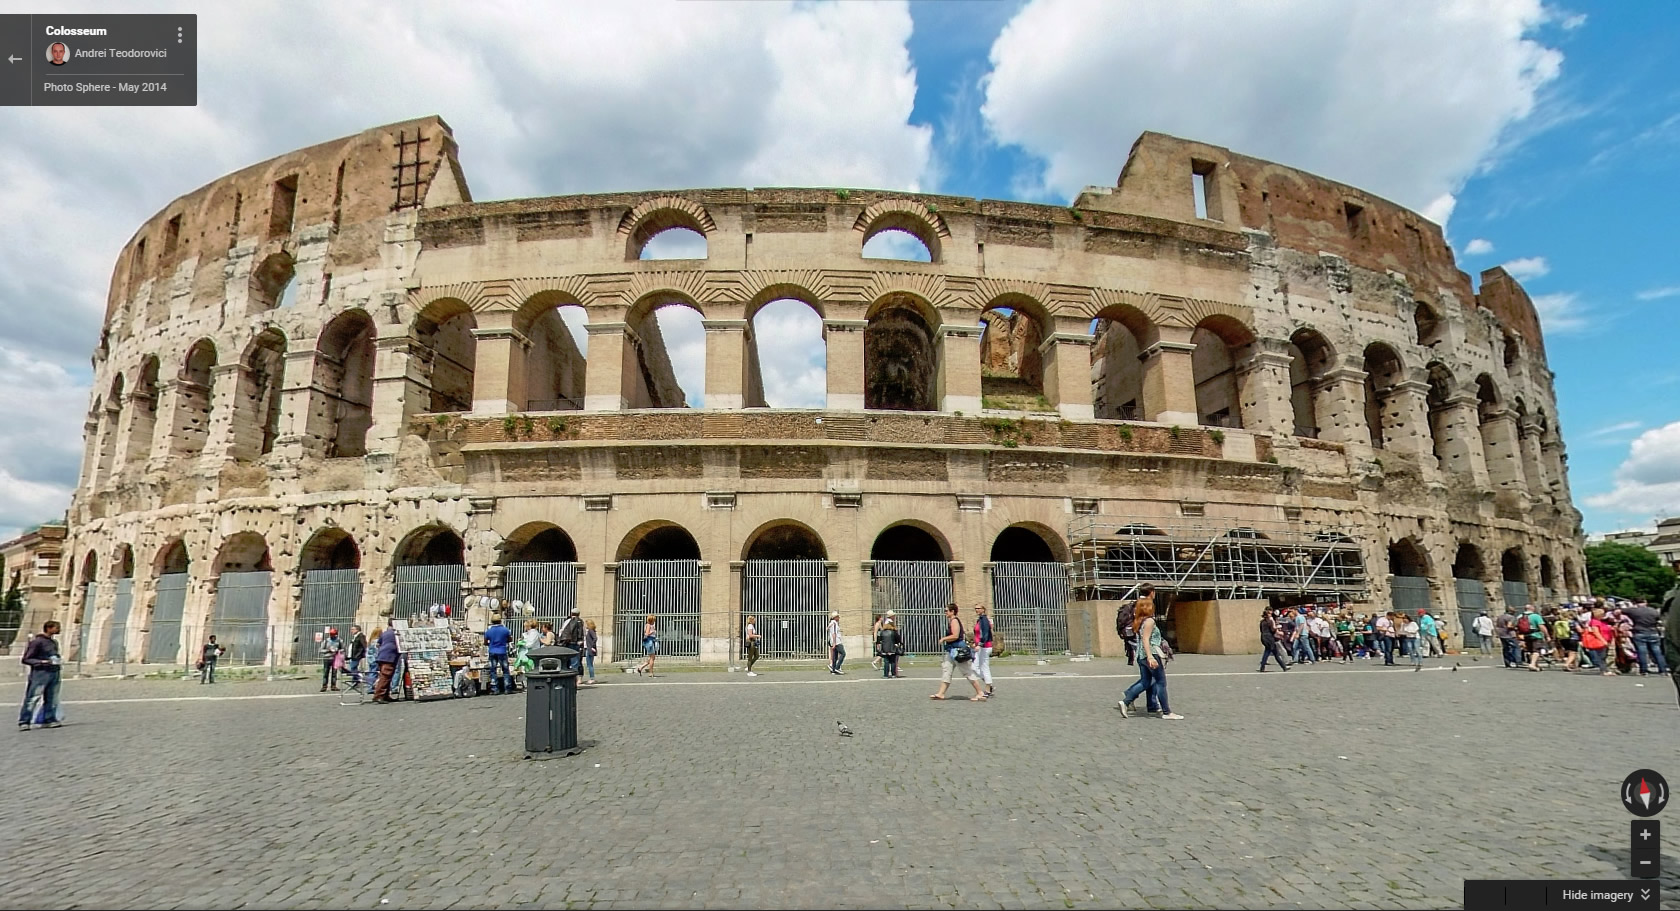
836, 721, 853, 737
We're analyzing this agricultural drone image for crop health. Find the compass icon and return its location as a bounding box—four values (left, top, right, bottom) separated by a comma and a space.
1622, 769, 1669, 818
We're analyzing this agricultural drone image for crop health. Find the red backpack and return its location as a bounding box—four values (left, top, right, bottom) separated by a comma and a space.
1516, 614, 1532, 635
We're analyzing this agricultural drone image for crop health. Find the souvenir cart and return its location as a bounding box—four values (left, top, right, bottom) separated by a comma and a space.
391, 623, 455, 700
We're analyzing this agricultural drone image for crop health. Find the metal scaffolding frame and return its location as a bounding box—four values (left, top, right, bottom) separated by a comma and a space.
1070, 516, 1368, 601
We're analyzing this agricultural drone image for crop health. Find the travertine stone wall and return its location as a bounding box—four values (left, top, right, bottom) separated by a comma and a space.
61, 119, 1585, 666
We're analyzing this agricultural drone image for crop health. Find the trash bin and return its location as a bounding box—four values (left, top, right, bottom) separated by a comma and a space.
524, 645, 580, 758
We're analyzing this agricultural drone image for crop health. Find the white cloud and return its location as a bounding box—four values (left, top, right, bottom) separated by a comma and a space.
1529, 292, 1587, 333
0, 345, 87, 539
1559, 12, 1588, 30
653, 306, 707, 408
751, 301, 827, 408
1586, 420, 1642, 439
1635, 286, 1680, 301
1465, 238, 1496, 256
980, 0, 1563, 211
1586, 421, 1680, 518
640, 229, 710, 261
862, 229, 934, 261
1500, 256, 1551, 280
1420, 193, 1457, 227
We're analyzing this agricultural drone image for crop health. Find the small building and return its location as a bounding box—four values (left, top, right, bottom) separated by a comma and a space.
1, 521, 67, 652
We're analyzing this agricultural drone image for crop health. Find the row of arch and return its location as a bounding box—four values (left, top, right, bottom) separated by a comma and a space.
1387, 537, 1576, 593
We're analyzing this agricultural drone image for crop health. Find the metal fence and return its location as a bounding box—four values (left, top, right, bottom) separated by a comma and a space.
393, 564, 469, 621
990, 562, 1071, 655
146, 573, 188, 665
102, 578, 134, 663
298, 569, 363, 662
1392, 575, 1433, 616
1501, 580, 1531, 611
503, 562, 579, 629
870, 561, 954, 655
1454, 578, 1487, 647
614, 560, 701, 661
76, 582, 96, 665
211, 571, 273, 666
742, 560, 829, 659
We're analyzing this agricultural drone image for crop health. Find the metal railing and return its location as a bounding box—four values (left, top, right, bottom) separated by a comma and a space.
1070, 516, 1367, 600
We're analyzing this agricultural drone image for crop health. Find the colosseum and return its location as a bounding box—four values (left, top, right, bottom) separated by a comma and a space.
60, 115, 1586, 669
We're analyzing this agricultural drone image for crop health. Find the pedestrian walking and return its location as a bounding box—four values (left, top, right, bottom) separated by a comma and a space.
827, 611, 846, 675
972, 603, 996, 699
1258, 607, 1291, 672
18, 620, 64, 731
1522, 604, 1547, 671
347, 624, 368, 687
1418, 611, 1442, 658
319, 628, 345, 692
1471, 610, 1494, 657
1402, 614, 1423, 670
1375, 612, 1396, 665
1551, 612, 1579, 670
484, 616, 514, 694
558, 608, 585, 672
1118, 597, 1181, 720
1496, 606, 1520, 667
743, 614, 762, 677
582, 619, 599, 685
1116, 597, 1139, 666
1291, 609, 1317, 664
1625, 599, 1669, 676
1613, 607, 1638, 675
198, 635, 223, 683
869, 611, 885, 672
636, 615, 659, 676
372, 625, 399, 703
875, 617, 903, 679
1579, 607, 1616, 676
930, 604, 984, 701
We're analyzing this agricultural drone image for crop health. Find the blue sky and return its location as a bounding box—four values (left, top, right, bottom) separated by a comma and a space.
0, 0, 1674, 538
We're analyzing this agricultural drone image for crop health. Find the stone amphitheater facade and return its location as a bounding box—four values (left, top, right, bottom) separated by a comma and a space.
61, 115, 1586, 666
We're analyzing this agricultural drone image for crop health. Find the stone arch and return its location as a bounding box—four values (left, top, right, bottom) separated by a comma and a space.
248, 250, 296, 313
95, 372, 126, 483
299, 527, 361, 572
213, 532, 272, 573
1452, 542, 1488, 582
1562, 557, 1578, 594
990, 522, 1069, 563
870, 520, 951, 562
978, 293, 1047, 404
312, 309, 376, 457
1388, 536, 1432, 576
1539, 554, 1556, 593
1091, 301, 1158, 421
155, 538, 190, 575
413, 297, 477, 413
623, 290, 703, 409
619, 196, 716, 260
745, 293, 826, 409
173, 338, 217, 459
1501, 328, 1521, 371
501, 522, 579, 564
234, 327, 287, 458
742, 520, 828, 561
1192, 314, 1255, 429
1362, 342, 1405, 448
1414, 300, 1443, 347
511, 291, 588, 412
1425, 361, 1458, 465
1286, 327, 1336, 438
1500, 546, 1527, 583
112, 543, 135, 579
75, 551, 98, 625
864, 292, 939, 412
393, 524, 466, 568
855, 199, 948, 263
617, 520, 702, 562
127, 356, 160, 466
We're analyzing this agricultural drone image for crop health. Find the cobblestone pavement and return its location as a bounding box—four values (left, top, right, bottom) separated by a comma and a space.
1, 653, 1674, 910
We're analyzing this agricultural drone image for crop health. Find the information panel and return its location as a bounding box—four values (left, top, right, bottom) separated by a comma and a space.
0, 14, 197, 106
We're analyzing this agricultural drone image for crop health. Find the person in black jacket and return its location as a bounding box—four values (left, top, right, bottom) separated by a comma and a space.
558, 608, 585, 671
18, 620, 64, 730
347, 624, 368, 687
1258, 608, 1291, 672
875, 618, 904, 679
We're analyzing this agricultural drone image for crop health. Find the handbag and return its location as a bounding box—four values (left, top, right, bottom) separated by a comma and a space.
951, 641, 974, 663
332, 652, 346, 671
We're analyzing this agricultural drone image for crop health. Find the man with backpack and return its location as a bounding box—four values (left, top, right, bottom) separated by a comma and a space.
1258, 607, 1290, 672
1495, 606, 1520, 668
557, 607, 586, 672
1116, 597, 1138, 666
1520, 604, 1546, 671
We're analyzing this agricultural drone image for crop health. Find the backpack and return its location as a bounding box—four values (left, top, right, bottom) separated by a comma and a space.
1517, 614, 1532, 635
1116, 600, 1137, 639
1552, 619, 1571, 640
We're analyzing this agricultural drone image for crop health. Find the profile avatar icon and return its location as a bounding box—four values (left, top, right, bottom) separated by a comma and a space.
47, 42, 68, 66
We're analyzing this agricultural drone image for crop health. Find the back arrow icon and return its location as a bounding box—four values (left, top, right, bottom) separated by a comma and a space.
6, 55, 18, 64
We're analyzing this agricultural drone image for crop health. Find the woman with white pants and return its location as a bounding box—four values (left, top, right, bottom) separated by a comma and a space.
971, 603, 996, 699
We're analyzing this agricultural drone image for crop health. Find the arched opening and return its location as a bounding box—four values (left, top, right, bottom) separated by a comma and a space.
95, 373, 125, 483
990, 523, 1072, 655
1425, 362, 1457, 467
1389, 538, 1431, 577
1362, 343, 1404, 449
1539, 554, 1556, 599
146, 539, 190, 663
249, 251, 296, 313
173, 339, 217, 459
746, 297, 826, 408
501, 523, 581, 626
503, 523, 579, 564
1389, 537, 1435, 620
214, 532, 273, 573
1192, 316, 1253, 429
114, 544, 134, 578
314, 310, 376, 457
978, 297, 1046, 410
1414, 301, 1443, 347
127, 357, 160, 466
414, 299, 477, 413
743, 521, 827, 561
74, 552, 98, 662
107, 543, 136, 663
1562, 558, 1578, 596
1501, 330, 1520, 371
394, 526, 465, 567
614, 521, 704, 661
638, 226, 708, 260
990, 525, 1063, 563
864, 293, 938, 412
862, 229, 933, 262
299, 527, 361, 571
857, 205, 942, 262
210, 532, 273, 665
1286, 328, 1335, 438
1500, 546, 1531, 610
298, 528, 362, 658
619, 523, 702, 562
156, 539, 190, 575
624, 297, 702, 409
1453, 543, 1487, 582
1090, 305, 1151, 421
1450, 541, 1488, 637
870, 522, 949, 562
518, 297, 588, 412
392, 525, 468, 622
870, 521, 954, 655
236, 328, 287, 458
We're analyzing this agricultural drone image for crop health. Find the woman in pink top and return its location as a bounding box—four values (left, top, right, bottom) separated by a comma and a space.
1579, 608, 1617, 676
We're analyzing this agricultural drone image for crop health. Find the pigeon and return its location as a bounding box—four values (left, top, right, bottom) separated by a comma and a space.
836, 721, 853, 737
1453, 662, 1461, 672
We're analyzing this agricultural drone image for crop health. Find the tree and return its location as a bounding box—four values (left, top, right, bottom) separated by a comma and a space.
0, 570, 23, 649
1584, 542, 1678, 603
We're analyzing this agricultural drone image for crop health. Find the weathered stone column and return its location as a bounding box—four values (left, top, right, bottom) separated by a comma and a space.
470, 311, 529, 415
1519, 417, 1550, 503
1435, 394, 1490, 487
367, 333, 422, 448
584, 322, 630, 412
702, 319, 748, 410
936, 324, 983, 413
1039, 330, 1095, 420
1140, 327, 1198, 425
1379, 380, 1434, 456
1478, 408, 1527, 498
1315, 366, 1371, 444
202, 362, 247, 464
271, 348, 318, 460
1233, 339, 1293, 436
824, 318, 866, 410
77, 411, 101, 489
1542, 438, 1569, 503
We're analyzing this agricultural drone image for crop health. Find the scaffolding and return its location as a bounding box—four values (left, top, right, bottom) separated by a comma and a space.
1069, 516, 1368, 602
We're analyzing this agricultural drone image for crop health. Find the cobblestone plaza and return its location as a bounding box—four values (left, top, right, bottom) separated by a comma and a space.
2, 655, 1671, 910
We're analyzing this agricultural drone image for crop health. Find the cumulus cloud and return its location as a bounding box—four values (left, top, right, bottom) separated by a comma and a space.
0, 0, 932, 527
0, 346, 88, 539
1586, 421, 1680, 519
980, 0, 1564, 211
751, 301, 827, 408
1529, 292, 1587, 333
1501, 256, 1551, 280
1465, 238, 1496, 256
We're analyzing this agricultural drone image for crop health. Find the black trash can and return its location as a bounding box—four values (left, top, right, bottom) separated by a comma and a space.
524, 645, 580, 758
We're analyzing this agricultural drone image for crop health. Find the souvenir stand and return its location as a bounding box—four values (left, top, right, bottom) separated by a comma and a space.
391, 623, 455, 700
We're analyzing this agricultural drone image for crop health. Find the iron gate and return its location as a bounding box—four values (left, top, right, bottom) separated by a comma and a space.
990, 562, 1071, 655
77, 582, 96, 662
871, 561, 953, 655
299, 569, 363, 662
102, 578, 133, 663
1454, 577, 1488, 647
614, 560, 701, 661
1391, 575, 1433, 616
393, 564, 469, 622
503, 562, 579, 630
146, 573, 188, 664
1501, 581, 1531, 611
741, 560, 828, 659
212, 571, 273, 665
